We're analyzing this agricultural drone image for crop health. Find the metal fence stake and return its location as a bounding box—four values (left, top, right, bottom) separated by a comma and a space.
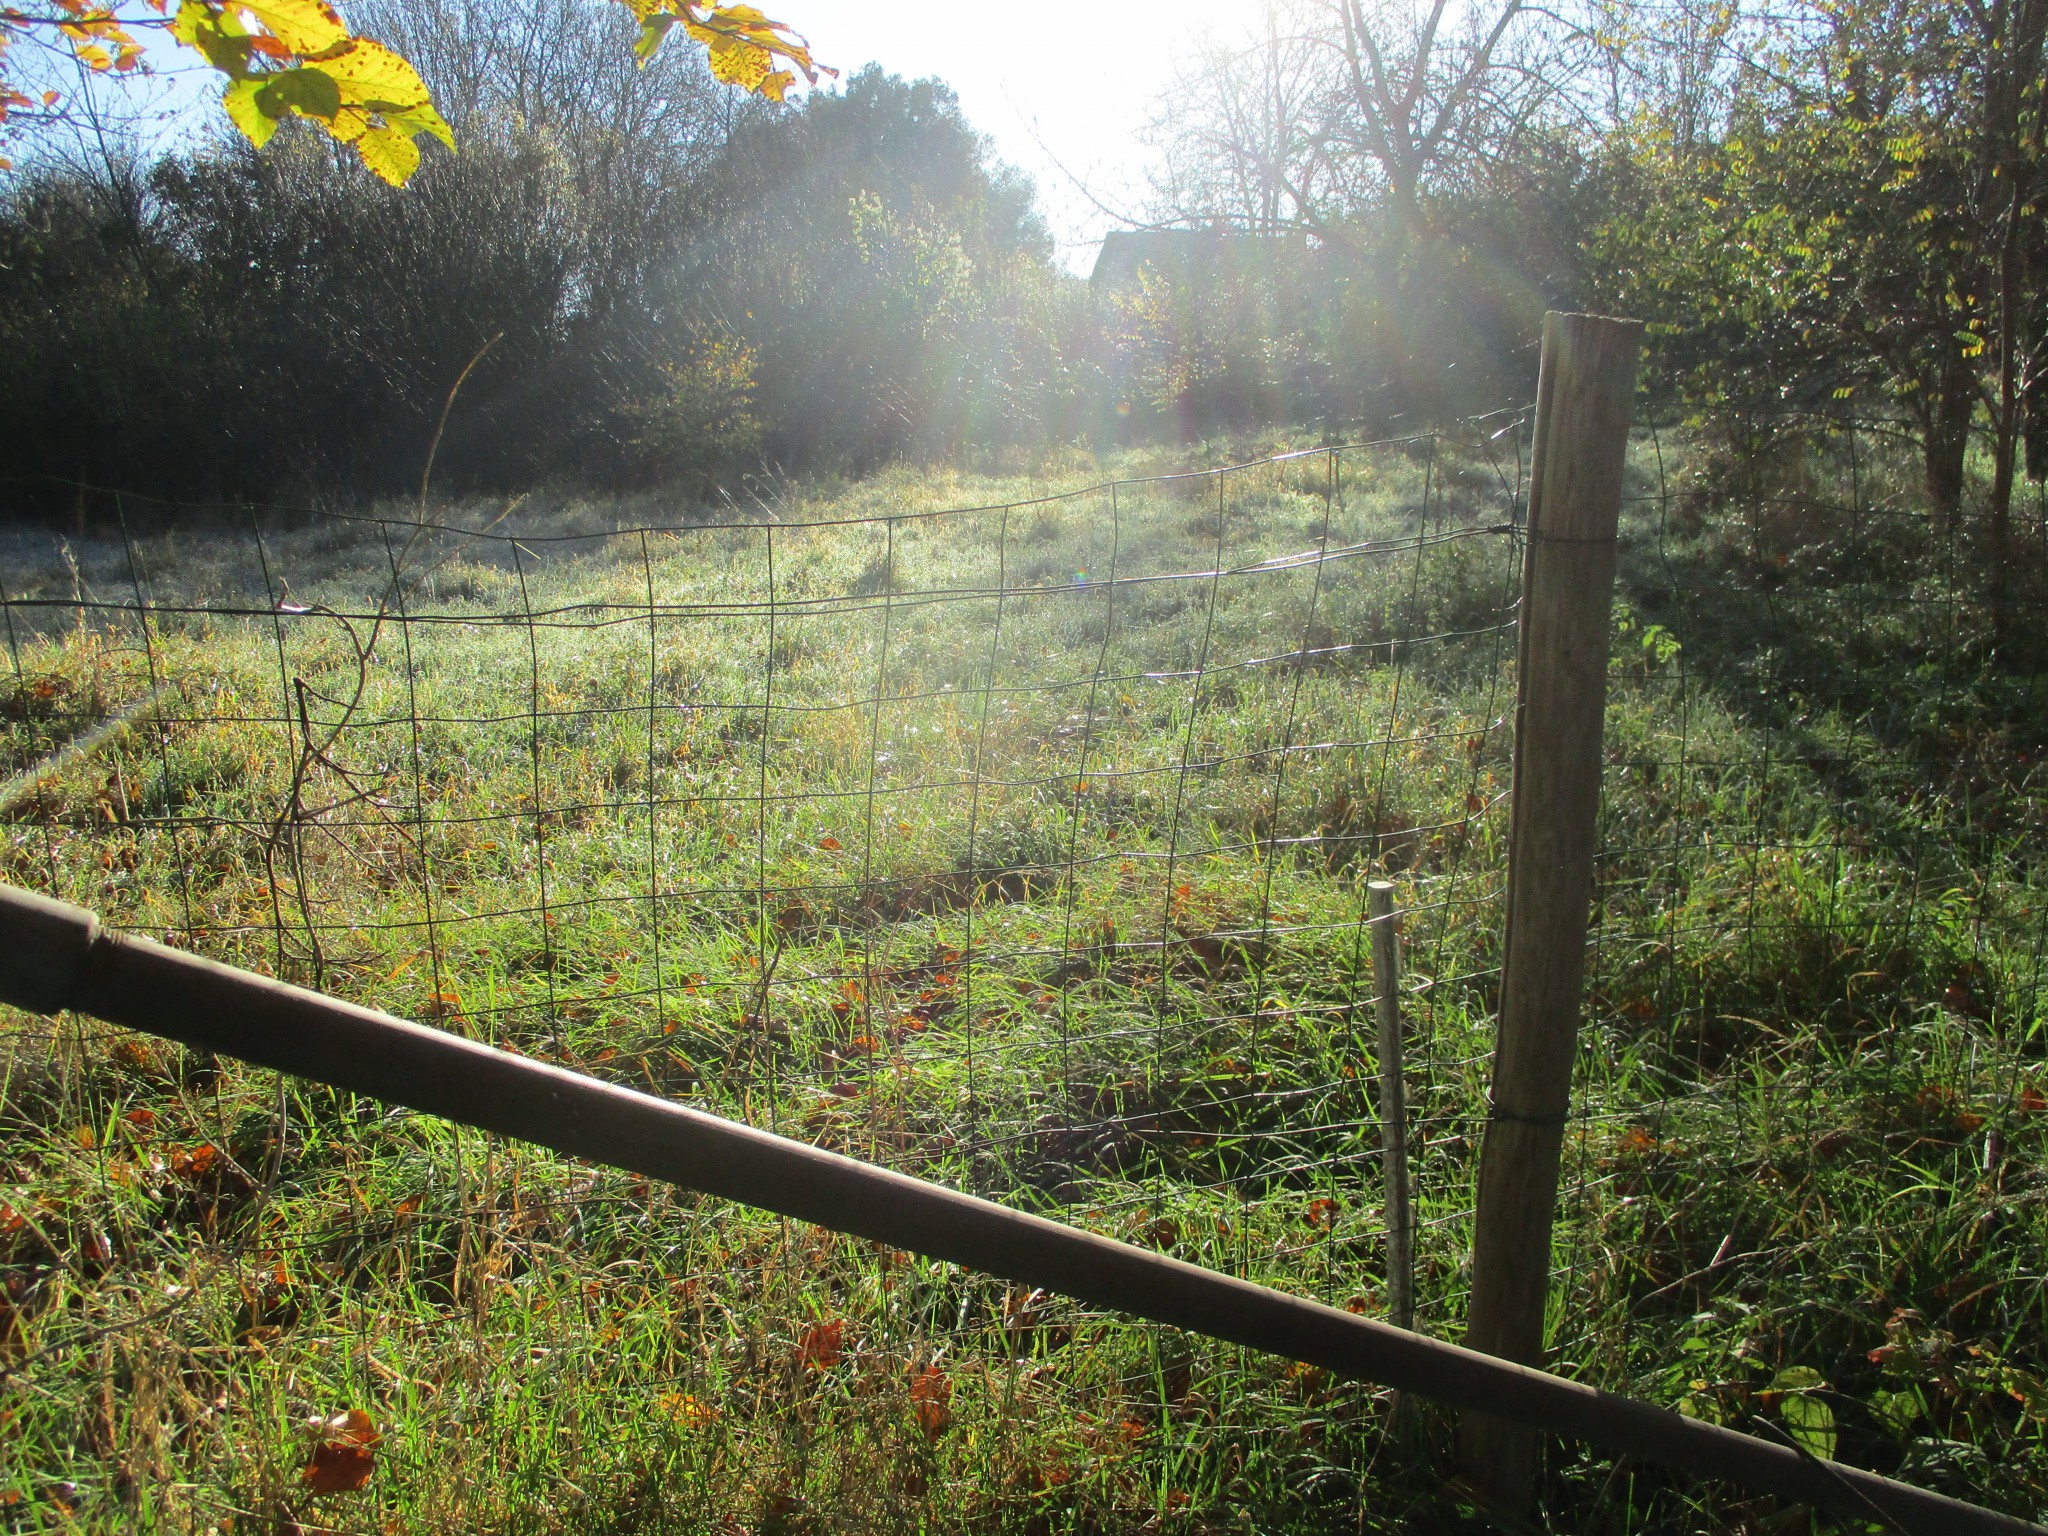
1461, 311, 1642, 1508
1368, 880, 1413, 1333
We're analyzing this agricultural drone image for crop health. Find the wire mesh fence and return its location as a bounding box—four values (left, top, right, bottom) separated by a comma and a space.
3, 408, 2045, 1529
1555, 418, 2048, 1505
0, 424, 1536, 1530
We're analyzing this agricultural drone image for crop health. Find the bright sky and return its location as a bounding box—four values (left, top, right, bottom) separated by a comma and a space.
85, 0, 1241, 273
781, 2, 1245, 272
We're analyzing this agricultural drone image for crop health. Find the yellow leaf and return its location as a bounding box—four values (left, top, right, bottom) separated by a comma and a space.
655, 1392, 716, 1426
641, 2, 831, 97
354, 122, 420, 185
170, 2, 256, 76
319, 37, 433, 111
222, 77, 278, 147
317, 38, 453, 149
166, 0, 458, 180
237, 0, 347, 56
697, 29, 773, 92
325, 104, 371, 142
382, 99, 455, 151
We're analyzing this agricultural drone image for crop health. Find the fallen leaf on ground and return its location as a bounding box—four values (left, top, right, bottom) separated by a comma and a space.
796, 1318, 844, 1369
169, 1144, 218, 1179
302, 1408, 381, 1494
910, 1366, 952, 1438
656, 1392, 716, 1427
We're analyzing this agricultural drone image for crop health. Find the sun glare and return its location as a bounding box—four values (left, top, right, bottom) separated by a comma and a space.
784, 1, 1253, 268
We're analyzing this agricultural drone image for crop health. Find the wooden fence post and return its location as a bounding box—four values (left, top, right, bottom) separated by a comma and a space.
1460, 311, 1642, 1507
1368, 880, 1413, 1333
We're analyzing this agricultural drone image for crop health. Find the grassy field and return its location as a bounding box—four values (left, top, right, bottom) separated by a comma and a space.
2, 428, 2046, 1534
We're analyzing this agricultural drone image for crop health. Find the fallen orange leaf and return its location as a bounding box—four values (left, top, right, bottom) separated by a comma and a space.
169, 1144, 218, 1179
909, 1366, 951, 1438
302, 1407, 381, 1494
796, 1318, 844, 1369
655, 1392, 716, 1427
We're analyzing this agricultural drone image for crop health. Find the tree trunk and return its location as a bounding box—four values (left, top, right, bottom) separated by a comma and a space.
2022, 0, 2048, 486
1990, 178, 2024, 651
1982, 0, 2047, 649
1926, 341, 1974, 528
2028, 360, 2047, 482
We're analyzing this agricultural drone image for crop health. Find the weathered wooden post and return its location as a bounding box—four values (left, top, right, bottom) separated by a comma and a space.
1461, 311, 1642, 1507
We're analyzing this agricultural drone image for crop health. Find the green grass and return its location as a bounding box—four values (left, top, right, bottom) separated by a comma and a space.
2, 429, 2045, 1534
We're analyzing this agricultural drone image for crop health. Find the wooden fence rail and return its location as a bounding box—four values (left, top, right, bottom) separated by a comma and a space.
0, 882, 2036, 1536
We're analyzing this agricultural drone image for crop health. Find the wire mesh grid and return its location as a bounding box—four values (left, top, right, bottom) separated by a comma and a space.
1552, 417, 2048, 1500
0, 424, 1532, 1528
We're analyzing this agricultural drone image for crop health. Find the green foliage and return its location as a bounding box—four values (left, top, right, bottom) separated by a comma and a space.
623, 324, 763, 488
670, 67, 1088, 469
1586, 0, 2048, 520
1100, 245, 1315, 440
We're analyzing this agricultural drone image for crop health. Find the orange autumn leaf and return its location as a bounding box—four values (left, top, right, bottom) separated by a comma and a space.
656, 1391, 716, 1427
816, 834, 842, 851
795, 1317, 844, 1369
169, 1143, 219, 1179
909, 1366, 952, 1438
302, 1407, 381, 1494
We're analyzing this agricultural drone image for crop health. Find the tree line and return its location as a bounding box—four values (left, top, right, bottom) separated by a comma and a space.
0, 0, 1097, 505
0, 0, 2042, 521
1148, 0, 2048, 531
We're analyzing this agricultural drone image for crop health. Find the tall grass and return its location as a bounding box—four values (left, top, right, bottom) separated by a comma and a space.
1, 428, 2044, 1532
